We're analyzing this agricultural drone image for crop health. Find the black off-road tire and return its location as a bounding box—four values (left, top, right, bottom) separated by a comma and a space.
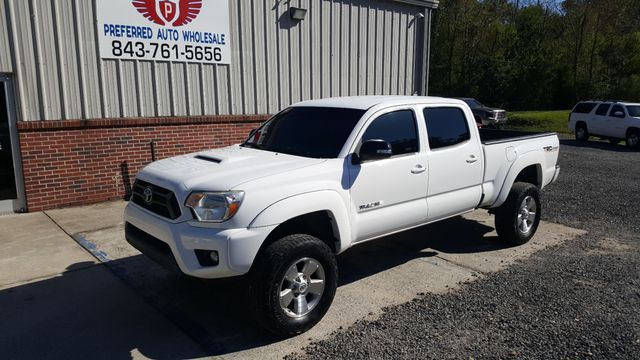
495, 182, 541, 245
249, 234, 338, 336
575, 123, 589, 142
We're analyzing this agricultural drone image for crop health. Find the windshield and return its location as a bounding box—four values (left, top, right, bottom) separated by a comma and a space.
463, 99, 484, 108
242, 106, 366, 158
627, 106, 640, 117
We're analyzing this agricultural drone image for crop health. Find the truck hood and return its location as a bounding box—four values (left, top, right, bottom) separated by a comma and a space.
475, 107, 505, 112
137, 145, 326, 192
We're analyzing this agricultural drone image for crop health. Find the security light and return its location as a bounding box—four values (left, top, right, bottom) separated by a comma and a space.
289, 7, 307, 21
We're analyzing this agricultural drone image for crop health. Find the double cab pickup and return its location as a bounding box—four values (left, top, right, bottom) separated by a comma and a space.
125, 96, 560, 335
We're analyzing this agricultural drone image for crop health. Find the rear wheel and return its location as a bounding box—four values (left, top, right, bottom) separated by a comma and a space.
250, 234, 338, 336
575, 123, 589, 142
495, 182, 541, 245
626, 130, 639, 149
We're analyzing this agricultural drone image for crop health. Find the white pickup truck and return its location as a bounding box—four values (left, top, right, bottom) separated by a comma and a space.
124, 96, 560, 335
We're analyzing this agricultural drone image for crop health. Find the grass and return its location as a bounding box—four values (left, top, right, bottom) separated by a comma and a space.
503, 110, 572, 134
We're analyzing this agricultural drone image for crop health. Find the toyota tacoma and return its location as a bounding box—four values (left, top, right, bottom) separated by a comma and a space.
124, 96, 560, 335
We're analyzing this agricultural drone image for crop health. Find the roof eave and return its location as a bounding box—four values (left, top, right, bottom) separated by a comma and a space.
393, 0, 439, 9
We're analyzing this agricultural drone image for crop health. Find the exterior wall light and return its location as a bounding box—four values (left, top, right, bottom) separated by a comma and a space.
289, 7, 307, 21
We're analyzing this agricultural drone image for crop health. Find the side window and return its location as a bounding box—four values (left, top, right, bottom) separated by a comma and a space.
610, 105, 625, 118
595, 103, 611, 116
572, 102, 597, 114
362, 110, 418, 156
423, 107, 471, 150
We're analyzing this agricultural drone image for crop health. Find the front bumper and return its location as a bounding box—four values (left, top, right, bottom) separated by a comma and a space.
483, 116, 508, 126
124, 202, 276, 279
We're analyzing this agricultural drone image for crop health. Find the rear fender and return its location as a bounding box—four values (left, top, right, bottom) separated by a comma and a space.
492, 151, 544, 208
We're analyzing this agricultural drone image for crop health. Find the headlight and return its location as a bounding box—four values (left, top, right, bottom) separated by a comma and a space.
185, 191, 244, 222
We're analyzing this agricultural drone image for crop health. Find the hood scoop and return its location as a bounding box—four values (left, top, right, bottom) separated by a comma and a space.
194, 154, 223, 164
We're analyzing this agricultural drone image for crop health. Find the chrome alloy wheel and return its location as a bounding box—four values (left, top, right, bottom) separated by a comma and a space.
517, 196, 537, 235
576, 127, 586, 139
628, 133, 639, 148
279, 257, 325, 318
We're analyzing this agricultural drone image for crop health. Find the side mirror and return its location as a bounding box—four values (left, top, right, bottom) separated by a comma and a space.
613, 111, 624, 117
358, 139, 393, 163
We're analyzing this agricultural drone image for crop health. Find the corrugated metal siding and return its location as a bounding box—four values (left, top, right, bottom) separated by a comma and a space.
0, 0, 14, 73
1, 0, 428, 122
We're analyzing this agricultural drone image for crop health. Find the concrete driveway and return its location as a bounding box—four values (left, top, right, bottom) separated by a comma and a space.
0, 201, 584, 359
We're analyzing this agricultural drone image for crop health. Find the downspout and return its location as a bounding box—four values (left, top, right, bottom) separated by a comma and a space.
421, 8, 432, 96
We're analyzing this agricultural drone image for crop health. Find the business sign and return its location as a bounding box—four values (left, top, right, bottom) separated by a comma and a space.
96, 0, 230, 64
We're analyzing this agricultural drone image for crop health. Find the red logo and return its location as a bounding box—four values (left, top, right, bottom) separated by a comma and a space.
132, 0, 203, 27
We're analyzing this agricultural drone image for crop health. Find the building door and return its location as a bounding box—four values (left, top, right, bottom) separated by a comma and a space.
0, 76, 25, 214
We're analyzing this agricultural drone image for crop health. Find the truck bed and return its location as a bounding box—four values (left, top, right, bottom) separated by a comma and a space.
478, 128, 560, 209
479, 128, 557, 145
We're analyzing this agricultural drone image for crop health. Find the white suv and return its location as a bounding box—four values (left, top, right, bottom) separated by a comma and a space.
569, 101, 640, 149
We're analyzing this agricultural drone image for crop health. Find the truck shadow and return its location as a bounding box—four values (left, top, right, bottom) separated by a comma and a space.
0, 215, 506, 359
338, 215, 501, 285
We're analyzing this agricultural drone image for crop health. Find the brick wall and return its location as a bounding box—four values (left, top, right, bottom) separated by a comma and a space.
18, 115, 268, 212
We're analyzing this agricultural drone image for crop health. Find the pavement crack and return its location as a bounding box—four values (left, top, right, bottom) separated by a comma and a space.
43, 211, 105, 263
431, 255, 490, 275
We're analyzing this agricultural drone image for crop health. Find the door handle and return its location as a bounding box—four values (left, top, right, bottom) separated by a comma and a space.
466, 155, 478, 164
411, 165, 426, 174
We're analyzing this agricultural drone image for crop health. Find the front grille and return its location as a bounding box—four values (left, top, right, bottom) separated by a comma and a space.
131, 179, 181, 220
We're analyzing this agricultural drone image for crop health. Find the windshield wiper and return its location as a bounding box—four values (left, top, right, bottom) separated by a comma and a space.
241, 142, 269, 151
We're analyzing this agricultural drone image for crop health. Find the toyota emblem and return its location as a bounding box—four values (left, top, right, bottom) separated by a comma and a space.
143, 187, 153, 204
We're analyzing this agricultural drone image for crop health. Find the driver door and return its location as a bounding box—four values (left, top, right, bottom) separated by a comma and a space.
347, 107, 428, 242
605, 104, 627, 138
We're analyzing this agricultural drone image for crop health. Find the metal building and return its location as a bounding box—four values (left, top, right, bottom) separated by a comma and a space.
0, 0, 438, 213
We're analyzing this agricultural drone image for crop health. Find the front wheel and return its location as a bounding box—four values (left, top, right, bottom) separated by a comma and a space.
495, 182, 541, 245
626, 130, 639, 149
250, 234, 338, 336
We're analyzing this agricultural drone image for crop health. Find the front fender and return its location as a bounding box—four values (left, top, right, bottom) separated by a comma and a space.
248, 190, 352, 253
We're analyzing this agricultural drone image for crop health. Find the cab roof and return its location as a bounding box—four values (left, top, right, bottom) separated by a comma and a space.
292, 96, 464, 110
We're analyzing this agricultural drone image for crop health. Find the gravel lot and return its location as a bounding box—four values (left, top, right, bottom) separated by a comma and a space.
290, 138, 640, 360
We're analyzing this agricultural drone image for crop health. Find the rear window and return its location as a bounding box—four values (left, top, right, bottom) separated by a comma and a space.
423, 107, 471, 149
595, 103, 611, 116
572, 102, 597, 114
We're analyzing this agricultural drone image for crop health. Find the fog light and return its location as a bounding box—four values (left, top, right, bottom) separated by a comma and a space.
195, 250, 219, 267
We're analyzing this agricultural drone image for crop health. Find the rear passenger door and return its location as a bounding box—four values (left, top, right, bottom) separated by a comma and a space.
590, 103, 611, 136
421, 106, 483, 222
